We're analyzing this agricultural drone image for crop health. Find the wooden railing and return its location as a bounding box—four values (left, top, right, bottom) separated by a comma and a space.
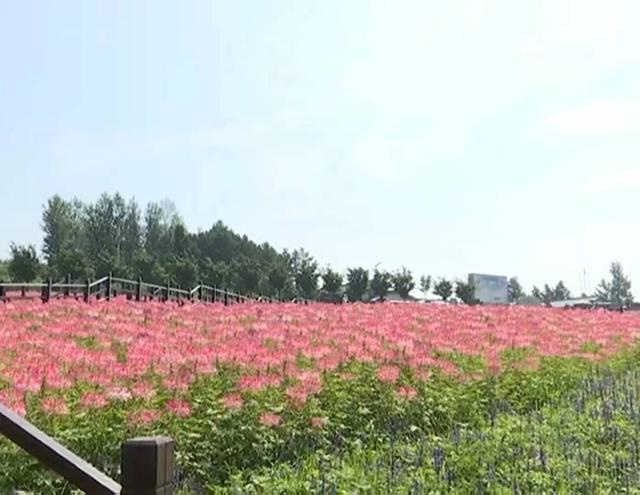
0, 274, 312, 306
0, 402, 175, 494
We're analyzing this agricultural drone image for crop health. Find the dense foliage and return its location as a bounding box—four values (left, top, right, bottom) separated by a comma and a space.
4, 193, 437, 302
2, 300, 640, 493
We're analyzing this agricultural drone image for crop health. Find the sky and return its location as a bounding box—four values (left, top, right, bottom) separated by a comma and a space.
1, 0, 640, 295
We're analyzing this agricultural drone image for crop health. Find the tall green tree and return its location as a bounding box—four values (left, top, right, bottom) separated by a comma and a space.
553, 281, 571, 301
265, 262, 291, 298
419, 275, 432, 299
42, 195, 86, 278
507, 277, 524, 303
8, 243, 41, 282
232, 256, 261, 295
289, 248, 319, 299
120, 198, 142, 267
596, 262, 633, 307
346, 267, 369, 302
0, 259, 9, 280
320, 268, 343, 302
371, 270, 393, 301
455, 279, 475, 304
393, 267, 415, 300
167, 255, 199, 288
132, 250, 167, 283
83, 193, 130, 270
532, 284, 554, 305
144, 201, 176, 259
433, 278, 453, 301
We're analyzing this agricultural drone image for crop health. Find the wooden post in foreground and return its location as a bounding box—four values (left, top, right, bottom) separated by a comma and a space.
106, 273, 113, 301
84, 279, 90, 303
44, 279, 52, 303
136, 277, 143, 302
121, 437, 175, 495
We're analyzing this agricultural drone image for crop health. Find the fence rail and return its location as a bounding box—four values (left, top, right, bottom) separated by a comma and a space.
0, 274, 311, 306
0, 402, 175, 494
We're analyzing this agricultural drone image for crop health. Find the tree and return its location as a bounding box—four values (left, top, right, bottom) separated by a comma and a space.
0, 259, 9, 280
433, 278, 453, 301
289, 248, 319, 299
393, 267, 415, 300
8, 244, 41, 282
419, 275, 432, 299
132, 250, 167, 284
144, 201, 174, 259
532, 284, 554, 305
507, 277, 523, 303
455, 279, 475, 304
596, 262, 633, 307
167, 255, 199, 288
201, 258, 231, 288
265, 262, 291, 298
232, 256, 261, 295
41, 195, 86, 278
320, 268, 343, 302
346, 267, 369, 302
120, 198, 143, 266
371, 270, 393, 302
553, 281, 571, 301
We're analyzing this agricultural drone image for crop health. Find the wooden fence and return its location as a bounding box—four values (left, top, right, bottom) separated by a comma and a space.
0, 275, 311, 492
0, 273, 312, 306
0, 401, 175, 494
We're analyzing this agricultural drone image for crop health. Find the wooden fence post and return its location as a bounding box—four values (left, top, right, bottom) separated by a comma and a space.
64, 274, 71, 297
224, 289, 228, 306
164, 281, 170, 303
0, 280, 4, 300
45, 278, 52, 303
84, 279, 91, 303
120, 436, 175, 495
136, 277, 142, 302
106, 273, 113, 301
199, 281, 204, 302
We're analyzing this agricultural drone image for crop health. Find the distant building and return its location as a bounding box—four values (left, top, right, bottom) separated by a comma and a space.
469, 273, 508, 304
549, 297, 596, 309
369, 291, 419, 303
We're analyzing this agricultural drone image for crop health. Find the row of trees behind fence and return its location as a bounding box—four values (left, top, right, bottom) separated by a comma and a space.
0, 193, 633, 305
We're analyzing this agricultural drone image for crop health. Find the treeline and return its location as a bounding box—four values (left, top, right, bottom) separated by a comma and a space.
1, 194, 427, 302
2, 193, 633, 305
508, 261, 633, 307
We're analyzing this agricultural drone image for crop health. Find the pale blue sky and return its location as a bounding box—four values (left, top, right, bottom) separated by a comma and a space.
2, 0, 640, 294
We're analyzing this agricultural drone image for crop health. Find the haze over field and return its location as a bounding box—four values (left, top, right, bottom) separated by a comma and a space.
2, 1, 640, 292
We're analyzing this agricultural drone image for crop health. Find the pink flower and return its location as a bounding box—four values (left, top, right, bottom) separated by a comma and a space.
80, 392, 108, 409
131, 382, 156, 400
260, 412, 281, 427
166, 399, 191, 417
127, 408, 161, 426
377, 365, 401, 384
310, 416, 328, 428
397, 385, 417, 401
285, 385, 310, 407
106, 387, 132, 401
41, 397, 69, 415
221, 393, 244, 410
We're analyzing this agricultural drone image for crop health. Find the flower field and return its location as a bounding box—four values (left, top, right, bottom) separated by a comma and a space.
2, 300, 640, 493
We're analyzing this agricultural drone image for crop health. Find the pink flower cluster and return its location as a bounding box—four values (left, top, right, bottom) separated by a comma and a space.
1, 298, 640, 417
